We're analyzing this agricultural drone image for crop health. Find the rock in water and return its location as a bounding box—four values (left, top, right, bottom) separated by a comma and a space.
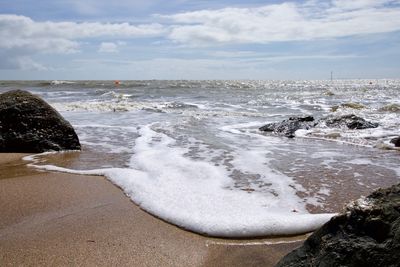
324, 114, 379, 129
259, 116, 316, 138
340, 102, 366, 110
0, 90, 81, 152
259, 115, 378, 138
379, 104, 400, 113
390, 137, 400, 147
275, 184, 400, 267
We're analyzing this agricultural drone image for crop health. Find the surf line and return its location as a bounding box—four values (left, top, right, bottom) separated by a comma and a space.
205, 237, 306, 247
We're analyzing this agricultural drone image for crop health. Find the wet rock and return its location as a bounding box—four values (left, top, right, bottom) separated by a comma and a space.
0, 90, 81, 153
259, 116, 316, 138
260, 114, 378, 138
324, 90, 335, 96
276, 183, 400, 267
379, 104, 400, 113
331, 103, 366, 112
390, 137, 400, 147
330, 105, 340, 112
341, 102, 366, 110
323, 114, 379, 129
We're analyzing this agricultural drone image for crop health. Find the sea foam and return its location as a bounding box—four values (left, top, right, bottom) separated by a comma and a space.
25, 124, 334, 237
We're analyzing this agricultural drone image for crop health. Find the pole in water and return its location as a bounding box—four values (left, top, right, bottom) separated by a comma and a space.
330, 71, 333, 81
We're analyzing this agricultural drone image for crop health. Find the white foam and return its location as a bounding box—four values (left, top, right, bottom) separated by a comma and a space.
346, 158, 374, 165
52, 100, 263, 119
50, 80, 75, 85
25, 125, 334, 237
318, 187, 331, 196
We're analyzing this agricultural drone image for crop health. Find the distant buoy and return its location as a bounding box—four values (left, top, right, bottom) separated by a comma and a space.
114, 80, 120, 86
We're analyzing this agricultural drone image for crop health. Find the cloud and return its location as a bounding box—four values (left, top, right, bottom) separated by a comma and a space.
163, 0, 400, 45
0, 14, 164, 69
0, 14, 164, 40
0, 53, 47, 71
208, 50, 361, 61
98, 42, 118, 53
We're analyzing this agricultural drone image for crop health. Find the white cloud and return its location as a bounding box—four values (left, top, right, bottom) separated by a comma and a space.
0, 14, 165, 69
0, 14, 164, 40
163, 0, 400, 45
98, 42, 118, 53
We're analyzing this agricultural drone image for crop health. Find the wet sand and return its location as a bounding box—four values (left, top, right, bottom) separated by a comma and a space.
0, 154, 303, 266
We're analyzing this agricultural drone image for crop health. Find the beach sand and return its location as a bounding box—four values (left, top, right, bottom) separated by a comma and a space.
0, 153, 303, 266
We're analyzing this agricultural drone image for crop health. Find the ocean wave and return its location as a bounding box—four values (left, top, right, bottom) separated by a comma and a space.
50, 80, 76, 85
24, 125, 334, 237
51, 100, 200, 112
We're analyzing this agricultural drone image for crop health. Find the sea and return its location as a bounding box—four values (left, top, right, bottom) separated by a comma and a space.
1, 79, 399, 237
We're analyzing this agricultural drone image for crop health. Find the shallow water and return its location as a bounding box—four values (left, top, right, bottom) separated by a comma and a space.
2, 79, 399, 237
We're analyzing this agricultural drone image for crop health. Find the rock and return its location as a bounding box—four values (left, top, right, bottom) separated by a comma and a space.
330, 105, 340, 112
324, 90, 335, 96
379, 104, 400, 113
331, 103, 366, 112
259, 116, 316, 138
390, 137, 400, 147
275, 183, 400, 267
259, 114, 378, 138
323, 114, 379, 129
341, 102, 366, 110
0, 90, 81, 153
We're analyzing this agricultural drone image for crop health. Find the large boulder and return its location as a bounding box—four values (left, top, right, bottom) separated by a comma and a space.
259, 116, 316, 138
0, 90, 80, 152
275, 183, 400, 267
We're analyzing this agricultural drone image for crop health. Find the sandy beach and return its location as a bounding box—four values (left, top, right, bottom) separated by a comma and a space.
0, 153, 304, 266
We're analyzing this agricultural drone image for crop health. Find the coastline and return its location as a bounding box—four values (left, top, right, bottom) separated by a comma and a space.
0, 153, 303, 266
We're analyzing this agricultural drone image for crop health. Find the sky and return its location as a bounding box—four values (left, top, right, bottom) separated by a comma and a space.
0, 0, 400, 80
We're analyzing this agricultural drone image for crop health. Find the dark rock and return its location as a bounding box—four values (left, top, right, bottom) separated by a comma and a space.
275, 183, 400, 267
260, 114, 379, 138
390, 137, 400, 147
323, 114, 379, 129
0, 90, 80, 153
259, 116, 316, 138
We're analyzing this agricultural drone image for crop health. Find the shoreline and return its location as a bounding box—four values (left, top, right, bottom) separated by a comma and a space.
0, 153, 303, 266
